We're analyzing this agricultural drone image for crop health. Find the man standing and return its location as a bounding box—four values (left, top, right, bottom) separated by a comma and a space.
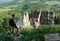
9, 14, 19, 34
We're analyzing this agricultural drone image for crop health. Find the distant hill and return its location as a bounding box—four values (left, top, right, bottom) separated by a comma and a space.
0, 0, 60, 4
0, 0, 19, 4
15, 0, 60, 1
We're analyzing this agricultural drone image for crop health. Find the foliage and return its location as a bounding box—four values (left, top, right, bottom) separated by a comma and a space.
0, 25, 60, 41
0, 1, 60, 41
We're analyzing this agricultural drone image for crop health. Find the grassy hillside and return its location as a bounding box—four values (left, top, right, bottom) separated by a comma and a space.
0, 0, 60, 28
0, 0, 60, 31
0, 0, 60, 41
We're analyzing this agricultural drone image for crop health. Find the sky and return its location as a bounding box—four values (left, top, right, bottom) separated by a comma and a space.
0, 0, 13, 4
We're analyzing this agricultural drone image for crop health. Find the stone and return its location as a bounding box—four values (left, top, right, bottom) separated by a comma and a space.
44, 33, 60, 41
7, 34, 23, 40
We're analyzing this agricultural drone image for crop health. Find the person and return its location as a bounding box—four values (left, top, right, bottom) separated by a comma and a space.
9, 14, 19, 34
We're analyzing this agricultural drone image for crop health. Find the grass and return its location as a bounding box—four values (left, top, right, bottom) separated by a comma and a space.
0, 25, 60, 41
0, 1, 60, 41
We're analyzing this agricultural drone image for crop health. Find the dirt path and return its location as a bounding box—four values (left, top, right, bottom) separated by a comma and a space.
45, 1, 60, 5
0, 5, 18, 12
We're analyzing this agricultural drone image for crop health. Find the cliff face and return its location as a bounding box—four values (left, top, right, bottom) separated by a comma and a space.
23, 12, 30, 27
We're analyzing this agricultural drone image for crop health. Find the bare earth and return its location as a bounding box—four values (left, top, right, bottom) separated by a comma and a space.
0, 5, 18, 12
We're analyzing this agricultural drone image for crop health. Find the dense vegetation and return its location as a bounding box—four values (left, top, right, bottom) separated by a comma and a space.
0, 0, 60, 41
1, 25, 60, 41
